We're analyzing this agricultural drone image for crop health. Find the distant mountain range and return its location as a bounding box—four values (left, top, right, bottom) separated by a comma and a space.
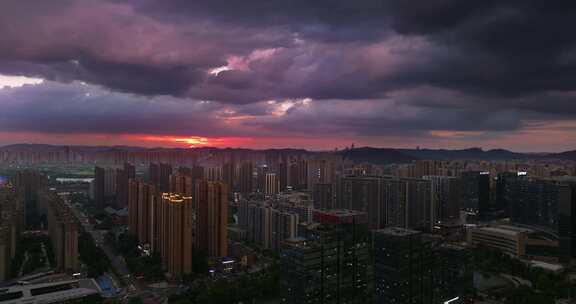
1, 143, 576, 164
340, 147, 576, 164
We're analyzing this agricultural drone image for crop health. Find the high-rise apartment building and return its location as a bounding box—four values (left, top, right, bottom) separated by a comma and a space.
170, 172, 194, 196
0, 184, 25, 281
239, 162, 254, 194
403, 178, 433, 231
94, 166, 105, 208
288, 160, 308, 190
116, 163, 135, 208
204, 165, 223, 182
94, 167, 117, 208
278, 162, 289, 192
46, 192, 80, 273
265, 173, 279, 195
256, 165, 270, 193
150, 163, 172, 193
306, 159, 335, 191
312, 183, 334, 210
341, 176, 432, 230
423, 176, 462, 224
13, 170, 47, 227
222, 162, 236, 191
128, 179, 156, 245
158, 193, 195, 276
195, 180, 228, 257
238, 200, 298, 251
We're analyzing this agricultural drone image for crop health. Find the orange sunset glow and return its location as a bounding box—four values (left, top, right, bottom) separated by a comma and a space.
139, 135, 255, 148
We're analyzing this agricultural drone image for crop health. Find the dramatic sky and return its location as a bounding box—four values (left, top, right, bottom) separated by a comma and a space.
1, 0, 576, 151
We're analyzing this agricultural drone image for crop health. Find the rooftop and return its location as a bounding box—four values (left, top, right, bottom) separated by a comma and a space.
475, 225, 532, 237
0, 279, 100, 304
375, 227, 421, 237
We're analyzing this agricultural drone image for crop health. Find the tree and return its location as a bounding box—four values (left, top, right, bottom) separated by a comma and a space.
128, 296, 143, 304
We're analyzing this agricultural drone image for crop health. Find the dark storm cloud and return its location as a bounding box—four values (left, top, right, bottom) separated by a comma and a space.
0, 82, 531, 140
0, 0, 292, 97
0, 82, 228, 136
129, 0, 393, 42
2, 0, 576, 144
2, 0, 576, 104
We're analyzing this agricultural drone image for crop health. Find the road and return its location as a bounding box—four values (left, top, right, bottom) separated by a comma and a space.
64, 200, 148, 299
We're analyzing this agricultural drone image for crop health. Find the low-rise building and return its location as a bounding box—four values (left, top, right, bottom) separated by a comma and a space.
468, 225, 533, 257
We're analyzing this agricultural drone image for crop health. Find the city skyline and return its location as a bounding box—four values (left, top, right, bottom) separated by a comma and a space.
2, 2, 576, 303
2, 1, 576, 152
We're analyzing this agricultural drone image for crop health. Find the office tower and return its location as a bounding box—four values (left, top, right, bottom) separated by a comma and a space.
239, 162, 254, 194
149, 163, 172, 193
116, 163, 135, 208
508, 178, 576, 259
46, 192, 80, 273
461, 171, 491, 218
281, 210, 373, 304
195, 180, 228, 257
423, 176, 462, 224
265, 173, 279, 195
170, 172, 194, 196
312, 183, 334, 210
374, 228, 434, 304
495, 171, 527, 218
159, 193, 195, 276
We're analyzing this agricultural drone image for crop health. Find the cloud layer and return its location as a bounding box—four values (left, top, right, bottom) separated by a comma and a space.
1, 0, 576, 151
